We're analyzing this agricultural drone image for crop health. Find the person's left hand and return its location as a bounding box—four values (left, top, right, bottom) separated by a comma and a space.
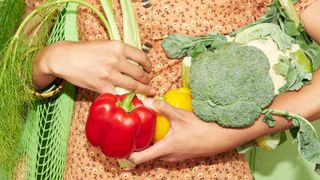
128, 99, 251, 164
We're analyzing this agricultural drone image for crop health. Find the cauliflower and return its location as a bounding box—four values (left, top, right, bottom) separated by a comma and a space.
246, 38, 286, 94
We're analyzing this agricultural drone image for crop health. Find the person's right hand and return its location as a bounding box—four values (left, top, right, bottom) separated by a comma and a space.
32, 40, 155, 95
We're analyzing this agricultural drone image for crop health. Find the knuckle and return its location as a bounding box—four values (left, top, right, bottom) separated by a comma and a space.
154, 100, 167, 110
141, 53, 148, 61
98, 69, 112, 79
146, 61, 152, 70
108, 57, 121, 66
127, 81, 137, 89
137, 81, 147, 88
109, 40, 124, 52
136, 70, 146, 80
89, 80, 105, 93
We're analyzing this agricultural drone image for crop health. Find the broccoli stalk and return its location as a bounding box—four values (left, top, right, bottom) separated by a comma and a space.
255, 132, 287, 151
181, 57, 192, 88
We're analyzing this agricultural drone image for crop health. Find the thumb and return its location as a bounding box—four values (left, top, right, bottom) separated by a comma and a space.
143, 98, 177, 120
128, 140, 169, 165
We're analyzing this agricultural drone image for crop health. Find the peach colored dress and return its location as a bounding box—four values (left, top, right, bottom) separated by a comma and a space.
25, 0, 317, 179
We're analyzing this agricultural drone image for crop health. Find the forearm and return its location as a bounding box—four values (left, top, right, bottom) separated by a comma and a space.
216, 68, 320, 148
251, 69, 320, 137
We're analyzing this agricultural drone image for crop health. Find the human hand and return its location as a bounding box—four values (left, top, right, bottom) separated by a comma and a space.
128, 99, 251, 164
32, 40, 155, 95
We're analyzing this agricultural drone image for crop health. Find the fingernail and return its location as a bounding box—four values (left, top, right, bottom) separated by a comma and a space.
142, 98, 154, 108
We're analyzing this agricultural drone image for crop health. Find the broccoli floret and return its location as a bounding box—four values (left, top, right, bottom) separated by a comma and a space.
190, 43, 275, 127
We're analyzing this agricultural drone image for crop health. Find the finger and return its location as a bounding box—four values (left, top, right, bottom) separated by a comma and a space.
89, 80, 115, 94
128, 140, 169, 165
143, 99, 179, 119
123, 44, 152, 73
118, 58, 151, 84
111, 72, 155, 96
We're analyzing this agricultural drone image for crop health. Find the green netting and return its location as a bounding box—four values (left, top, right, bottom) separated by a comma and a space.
13, 3, 79, 180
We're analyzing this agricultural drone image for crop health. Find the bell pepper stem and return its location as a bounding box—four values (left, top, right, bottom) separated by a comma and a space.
119, 91, 136, 112
117, 159, 136, 170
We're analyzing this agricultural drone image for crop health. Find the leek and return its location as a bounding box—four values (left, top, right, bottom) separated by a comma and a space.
100, 0, 121, 40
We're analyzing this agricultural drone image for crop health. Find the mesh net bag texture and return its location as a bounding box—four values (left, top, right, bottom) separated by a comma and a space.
12, 3, 79, 180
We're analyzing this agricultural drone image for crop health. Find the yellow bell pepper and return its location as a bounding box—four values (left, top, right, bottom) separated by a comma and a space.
153, 88, 192, 143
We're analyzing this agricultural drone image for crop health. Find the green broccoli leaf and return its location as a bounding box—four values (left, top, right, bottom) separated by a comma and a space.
161, 34, 195, 59
234, 23, 295, 51
273, 55, 290, 76
290, 127, 299, 139
262, 109, 320, 174
300, 41, 320, 71
188, 44, 207, 59
262, 110, 277, 127
161, 32, 226, 59
230, 3, 280, 36
315, 164, 320, 175
274, 54, 312, 93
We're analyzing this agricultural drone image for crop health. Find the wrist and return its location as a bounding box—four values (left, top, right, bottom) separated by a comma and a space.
35, 47, 53, 75
32, 44, 58, 89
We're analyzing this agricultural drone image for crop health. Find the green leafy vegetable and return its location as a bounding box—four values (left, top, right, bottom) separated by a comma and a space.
162, 32, 226, 59
162, 0, 320, 172
190, 43, 274, 127
273, 50, 312, 92
262, 109, 320, 174
234, 23, 294, 51
300, 41, 320, 70
100, 0, 121, 40
0, 5, 61, 176
0, 0, 25, 50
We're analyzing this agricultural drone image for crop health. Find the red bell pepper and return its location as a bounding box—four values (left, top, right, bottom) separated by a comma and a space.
85, 92, 156, 158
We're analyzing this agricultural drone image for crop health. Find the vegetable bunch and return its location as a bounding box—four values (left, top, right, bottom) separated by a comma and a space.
162, 0, 320, 174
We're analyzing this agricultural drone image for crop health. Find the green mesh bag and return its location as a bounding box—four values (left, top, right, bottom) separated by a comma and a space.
13, 3, 79, 180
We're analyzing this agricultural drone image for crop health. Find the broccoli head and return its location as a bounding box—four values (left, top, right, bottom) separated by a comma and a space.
190, 43, 275, 128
